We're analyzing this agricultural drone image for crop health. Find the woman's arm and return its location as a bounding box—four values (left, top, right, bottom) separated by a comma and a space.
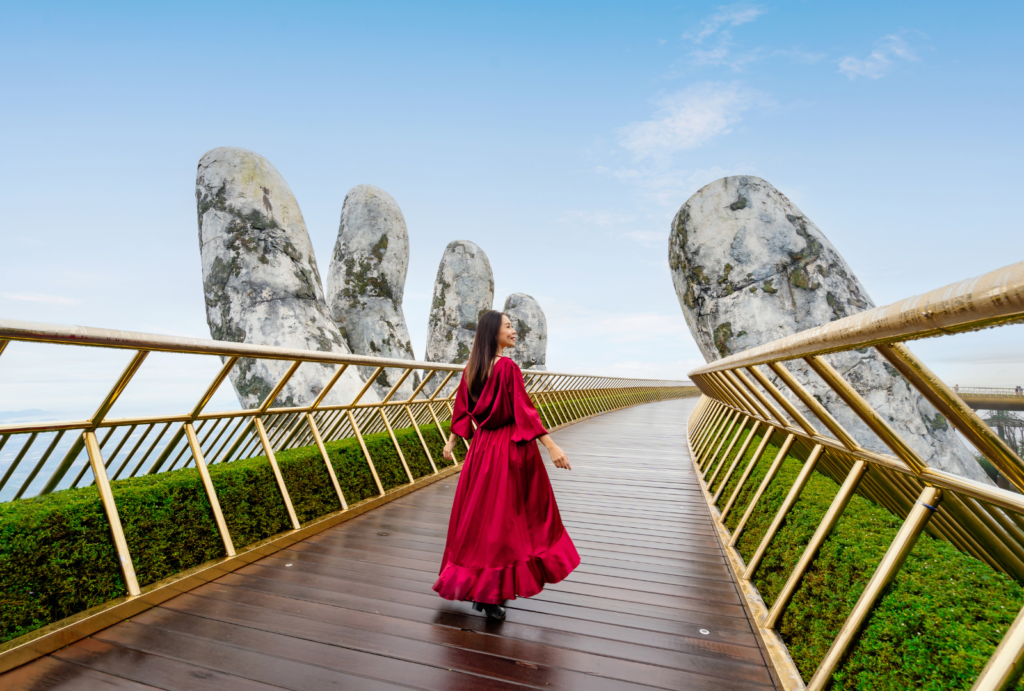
538, 434, 571, 470
442, 431, 461, 461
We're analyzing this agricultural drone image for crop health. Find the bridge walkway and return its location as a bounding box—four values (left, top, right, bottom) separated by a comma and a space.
4, 397, 776, 691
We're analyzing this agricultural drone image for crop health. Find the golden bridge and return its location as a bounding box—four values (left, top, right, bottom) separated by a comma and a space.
4, 260, 1024, 690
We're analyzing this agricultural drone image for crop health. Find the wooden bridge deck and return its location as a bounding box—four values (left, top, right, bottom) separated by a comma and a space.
3, 397, 776, 691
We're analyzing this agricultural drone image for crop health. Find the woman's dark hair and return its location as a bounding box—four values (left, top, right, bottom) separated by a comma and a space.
464, 310, 506, 400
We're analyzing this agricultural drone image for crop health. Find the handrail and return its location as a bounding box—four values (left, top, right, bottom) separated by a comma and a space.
0, 315, 697, 674
690, 259, 1024, 375
686, 258, 1024, 691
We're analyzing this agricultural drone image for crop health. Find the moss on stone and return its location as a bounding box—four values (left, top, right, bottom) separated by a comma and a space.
714, 322, 733, 356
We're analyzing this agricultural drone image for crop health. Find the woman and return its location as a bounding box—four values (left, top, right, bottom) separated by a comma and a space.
432, 310, 580, 621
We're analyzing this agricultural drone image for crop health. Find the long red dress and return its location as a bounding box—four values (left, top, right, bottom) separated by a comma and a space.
432, 357, 580, 604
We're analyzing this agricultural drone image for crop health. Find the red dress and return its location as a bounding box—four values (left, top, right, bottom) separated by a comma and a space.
432, 357, 580, 604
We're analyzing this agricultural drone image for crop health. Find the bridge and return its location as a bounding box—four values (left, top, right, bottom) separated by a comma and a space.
5, 260, 1024, 690
954, 387, 1024, 412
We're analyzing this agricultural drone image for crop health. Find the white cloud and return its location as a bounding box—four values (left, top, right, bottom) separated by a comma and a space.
621, 230, 666, 248
1, 292, 81, 306
839, 34, 919, 80
560, 210, 634, 227
689, 45, 764, 72
685, 4, 766, 43
619, 82, 765, 160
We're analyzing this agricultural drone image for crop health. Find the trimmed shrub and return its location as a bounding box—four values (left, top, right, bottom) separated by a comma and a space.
721, 434, 1024, 689
0, 421, 460, 645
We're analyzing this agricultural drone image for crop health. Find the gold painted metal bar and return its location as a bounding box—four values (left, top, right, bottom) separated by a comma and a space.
92, 351, 149, 426
707, 418, 749, 486
693, 398, 724, 451
723, 370, 771, 420
730, 433, 796, 545
74, 425, 134, 488
805, 354, 927, 474
379, 407, 415, 484
425, 401, 457, 463
258, 360, 302, 413
427, 370, 457, 401
305, 412, 347, 511
689, 397, 715, 437
747, 365, 817, 436
83, 430, 141, 597
697, 408, 732, 469
806, 486, 942, 691
704, 413, 744, 477
12, 430, 65, 499
769, 361, 860, 450
253, 417, 301, 530
743, 444, 824, 578
878, 343, 1024, 492
191, 356, 239, 419
708, 372, 744, 410
184, 422, 235, 557
696, 405, 731, 464
127, 422, 172, 479
733, 368, 790, 429
406, 368, 436, 403
210, 417, 250, 465
713, 422, 763, 502
347, 409, 385, 495
3, 432, 38, 495
111, 424, 154, 480
764, 459, 868, 629
714, 372, 750, 412
721, 429, 778, 521
311, 363, 349, 409
702, 410, 740, 473
379, 367, 414, 404
971, 602, 1024, 691
405, 405, 438, 475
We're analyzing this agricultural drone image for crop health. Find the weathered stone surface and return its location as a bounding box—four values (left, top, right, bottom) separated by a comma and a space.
669, 175, 990, 483
196, 147, 374, 409
503, 293, 548, 371
425, 241, 494, 393
325, 185, 416, 400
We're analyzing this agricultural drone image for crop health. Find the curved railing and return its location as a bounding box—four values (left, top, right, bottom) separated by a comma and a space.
687, 259, 1024, 691
0, 317, 697, 672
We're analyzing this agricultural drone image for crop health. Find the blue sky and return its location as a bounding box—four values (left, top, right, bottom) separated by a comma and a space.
2, 0, 1023, 416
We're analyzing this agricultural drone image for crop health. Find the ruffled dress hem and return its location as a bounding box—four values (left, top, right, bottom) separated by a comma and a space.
432, 530, 580, 604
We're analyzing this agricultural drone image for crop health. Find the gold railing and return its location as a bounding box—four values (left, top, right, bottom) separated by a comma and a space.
0, 317, 696, 672
686, 259, 1024, 691
955, 387, 1024, 398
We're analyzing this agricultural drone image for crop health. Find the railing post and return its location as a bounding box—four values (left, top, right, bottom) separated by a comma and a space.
83, 430, 141, 597
253, 417, 301, 530
743, 444, 824, 578
184, 422, 236, 557
730, 433, 795, 544
763, 459, 867, 629
806, 486, 942, 691
305, 412, 348, 511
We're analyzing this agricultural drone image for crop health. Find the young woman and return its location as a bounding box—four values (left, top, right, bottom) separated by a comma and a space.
432, 310, 580, 621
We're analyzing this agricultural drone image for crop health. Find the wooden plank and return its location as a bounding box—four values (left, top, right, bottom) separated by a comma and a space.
1, 398, 776, 691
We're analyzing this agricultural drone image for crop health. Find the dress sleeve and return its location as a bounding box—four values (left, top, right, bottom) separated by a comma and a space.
450, 376, 474, 440
509, 361, 548, 443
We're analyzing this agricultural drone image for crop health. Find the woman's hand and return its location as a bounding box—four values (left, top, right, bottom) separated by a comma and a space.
443, 439, 456, 461
548, 444, 571, 471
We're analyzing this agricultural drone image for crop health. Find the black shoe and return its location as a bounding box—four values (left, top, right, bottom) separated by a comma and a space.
472, 601, 507, 621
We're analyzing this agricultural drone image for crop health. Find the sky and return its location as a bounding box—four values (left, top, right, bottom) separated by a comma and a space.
2, 0, 1024, 418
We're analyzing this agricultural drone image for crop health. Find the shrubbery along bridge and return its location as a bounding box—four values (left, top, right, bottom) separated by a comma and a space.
6, 263, 1024, 687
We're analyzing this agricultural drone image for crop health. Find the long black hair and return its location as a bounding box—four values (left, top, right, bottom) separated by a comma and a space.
464, 310, 505, 400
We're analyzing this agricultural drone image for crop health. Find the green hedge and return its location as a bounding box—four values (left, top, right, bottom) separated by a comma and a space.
0, 421, 461, 646
718, 433, 1024, 690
